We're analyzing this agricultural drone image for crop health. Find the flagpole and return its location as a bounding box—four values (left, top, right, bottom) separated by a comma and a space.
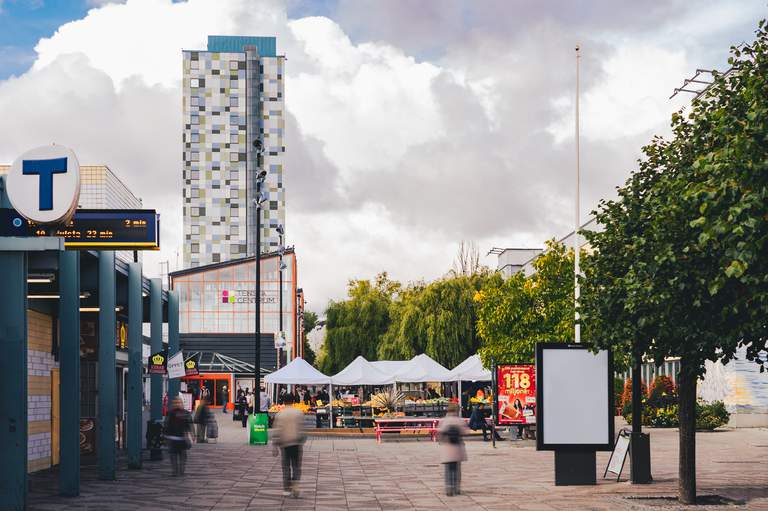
574, 44, 581, 344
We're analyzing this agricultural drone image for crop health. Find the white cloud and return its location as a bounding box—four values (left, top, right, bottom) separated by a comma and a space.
288, 16, 444, 176
547, 43, 688, 143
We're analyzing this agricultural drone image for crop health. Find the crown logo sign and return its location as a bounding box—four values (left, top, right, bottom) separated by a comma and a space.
152, 354, 164, 365
186, 360, 195, 369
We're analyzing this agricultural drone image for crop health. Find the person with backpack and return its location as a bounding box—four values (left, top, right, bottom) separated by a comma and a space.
238, 392, 249, 428
438, 402, 469, 496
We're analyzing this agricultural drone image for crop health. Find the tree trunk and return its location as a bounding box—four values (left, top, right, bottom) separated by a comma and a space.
678, 357, 697, 504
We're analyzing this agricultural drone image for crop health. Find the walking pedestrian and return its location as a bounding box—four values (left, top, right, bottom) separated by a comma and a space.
164, 397, 193, 476
193, 399, 211, 443
438, 402, 468, 496
238, 392, 249, 428
247, 389, 254, 415
221, 385, 229, 414
272, 393, 305, 498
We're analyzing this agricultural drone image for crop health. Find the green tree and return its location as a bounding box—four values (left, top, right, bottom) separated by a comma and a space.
301, 310, 318, 365
378, 274, 489, 368
320, 273, 398, 374
582, 23, 768, 504
476, 240, 577, 367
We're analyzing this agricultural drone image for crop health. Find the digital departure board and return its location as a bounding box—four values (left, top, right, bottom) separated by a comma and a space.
0, 208, 160, 250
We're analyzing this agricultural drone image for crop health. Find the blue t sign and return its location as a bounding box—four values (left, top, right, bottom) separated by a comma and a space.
22, 157, 68, 211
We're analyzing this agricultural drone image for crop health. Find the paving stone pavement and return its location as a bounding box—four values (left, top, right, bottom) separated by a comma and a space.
27, 416, 768, 510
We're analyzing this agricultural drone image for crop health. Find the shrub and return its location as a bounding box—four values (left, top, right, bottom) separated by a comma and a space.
647, 375, 676, 409
614, 377, 625, 415
696, 401, 730, 430
621, 378, 647, 421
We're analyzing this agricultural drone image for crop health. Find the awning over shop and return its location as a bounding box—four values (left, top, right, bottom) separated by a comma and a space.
331, 356, 394, 386
448, 354, 492, 382
185, 351, 271, 377
393, 353, 453, 383
264, 357, 331, 385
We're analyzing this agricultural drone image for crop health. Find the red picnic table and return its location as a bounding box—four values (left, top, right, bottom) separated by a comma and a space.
374, 417, 440, 443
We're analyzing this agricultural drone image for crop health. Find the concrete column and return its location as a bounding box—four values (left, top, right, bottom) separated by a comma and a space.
59, 250, 80, 495
150, 279, 163, 422
127, 263, 142, 469
0, 252, 27, 510
167, 290, 180, 400
98, 251, 116, 481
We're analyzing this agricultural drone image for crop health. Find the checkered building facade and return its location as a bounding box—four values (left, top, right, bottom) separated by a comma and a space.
182, 35, 286, 268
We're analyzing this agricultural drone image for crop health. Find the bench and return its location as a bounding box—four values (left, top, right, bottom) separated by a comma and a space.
374, 418, 439, 443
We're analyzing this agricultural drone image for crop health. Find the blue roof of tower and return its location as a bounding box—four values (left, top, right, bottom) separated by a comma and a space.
207, 36, 277, 56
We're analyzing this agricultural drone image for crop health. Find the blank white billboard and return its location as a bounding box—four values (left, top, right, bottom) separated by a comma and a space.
537, 344, 613, 450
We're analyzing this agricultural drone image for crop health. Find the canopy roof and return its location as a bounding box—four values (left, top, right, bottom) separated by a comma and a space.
331, 356, 394, 386
449, 354, 492, 382
394, 354, 453, 383
264, 357, 330, 385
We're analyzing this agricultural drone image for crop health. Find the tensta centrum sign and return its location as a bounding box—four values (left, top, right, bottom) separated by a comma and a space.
6, 144, 80, 224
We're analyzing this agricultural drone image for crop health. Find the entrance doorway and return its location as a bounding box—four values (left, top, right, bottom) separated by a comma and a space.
182, 373, 232, 408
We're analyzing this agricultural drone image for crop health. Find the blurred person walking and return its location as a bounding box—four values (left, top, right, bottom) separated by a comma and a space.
164, 397, 193, 476
193, 399, 211, 443
438, 402, 468, 496
272, 393, 305, 497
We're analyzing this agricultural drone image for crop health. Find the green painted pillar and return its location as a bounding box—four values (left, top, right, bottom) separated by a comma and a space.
167, 290, 180, 400
150, 279, 163, 422
59, 251, 80, 496
98, 251, 116, 481
127, 263, 143, 469
0, 252, 27, 510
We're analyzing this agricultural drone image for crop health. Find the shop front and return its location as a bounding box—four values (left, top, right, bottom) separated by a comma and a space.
183, 373, 233, 409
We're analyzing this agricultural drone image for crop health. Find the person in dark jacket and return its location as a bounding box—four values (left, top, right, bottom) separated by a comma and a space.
164, 397, 193, 476
193, 399, 211, 443
221, 385, 229, 414
468, 404, 503, 441
238, 393, 249, 428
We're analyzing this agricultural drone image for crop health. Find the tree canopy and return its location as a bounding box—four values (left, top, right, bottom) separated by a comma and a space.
476, 240, 577, 368
581, 21, 768, 503
318, 273, 398, 374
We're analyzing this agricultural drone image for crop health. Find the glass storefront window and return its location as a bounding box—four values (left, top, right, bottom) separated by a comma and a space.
174, 255, 297, 340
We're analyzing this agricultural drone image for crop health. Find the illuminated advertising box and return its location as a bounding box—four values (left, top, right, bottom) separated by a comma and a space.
495, 364, 536, 425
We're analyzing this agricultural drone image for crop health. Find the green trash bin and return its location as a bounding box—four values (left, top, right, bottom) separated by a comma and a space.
249, 413, 269, 445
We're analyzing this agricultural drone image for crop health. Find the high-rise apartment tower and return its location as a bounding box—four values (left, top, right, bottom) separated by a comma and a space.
182, 35, 285, 267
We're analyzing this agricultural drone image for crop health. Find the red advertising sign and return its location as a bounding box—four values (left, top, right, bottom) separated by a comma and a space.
496, 364, 536, 425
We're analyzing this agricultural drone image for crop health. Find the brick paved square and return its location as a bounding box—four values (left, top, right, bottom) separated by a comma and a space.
27, 418, 768, 510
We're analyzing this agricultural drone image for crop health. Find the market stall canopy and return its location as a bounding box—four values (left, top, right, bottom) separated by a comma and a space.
371, 360, 407, 375
264, 357, 330, 385
449, 354, 492, 382
394, 354, 453, 383
331, 356, 394, 386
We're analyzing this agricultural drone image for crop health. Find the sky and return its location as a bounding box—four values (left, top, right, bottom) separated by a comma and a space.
0, 0, 765, 314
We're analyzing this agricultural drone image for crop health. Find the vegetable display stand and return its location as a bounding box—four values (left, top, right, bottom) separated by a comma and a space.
249, 413, 269, 445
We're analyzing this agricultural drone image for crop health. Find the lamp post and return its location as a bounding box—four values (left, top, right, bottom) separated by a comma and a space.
277, 225, 285, 367
252, 138, 266, 413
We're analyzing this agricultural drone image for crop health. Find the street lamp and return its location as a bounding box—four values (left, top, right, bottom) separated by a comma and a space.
252, 138, 266, 413
276, 224, 285, 367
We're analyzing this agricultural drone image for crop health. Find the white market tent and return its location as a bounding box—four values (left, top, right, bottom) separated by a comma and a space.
393, 353, 453, 383
264, 357, 330, 385
370, 360, 407, 376
449, 354, 492, 406
449, 355, 492, 382
331, 356, 394, 386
